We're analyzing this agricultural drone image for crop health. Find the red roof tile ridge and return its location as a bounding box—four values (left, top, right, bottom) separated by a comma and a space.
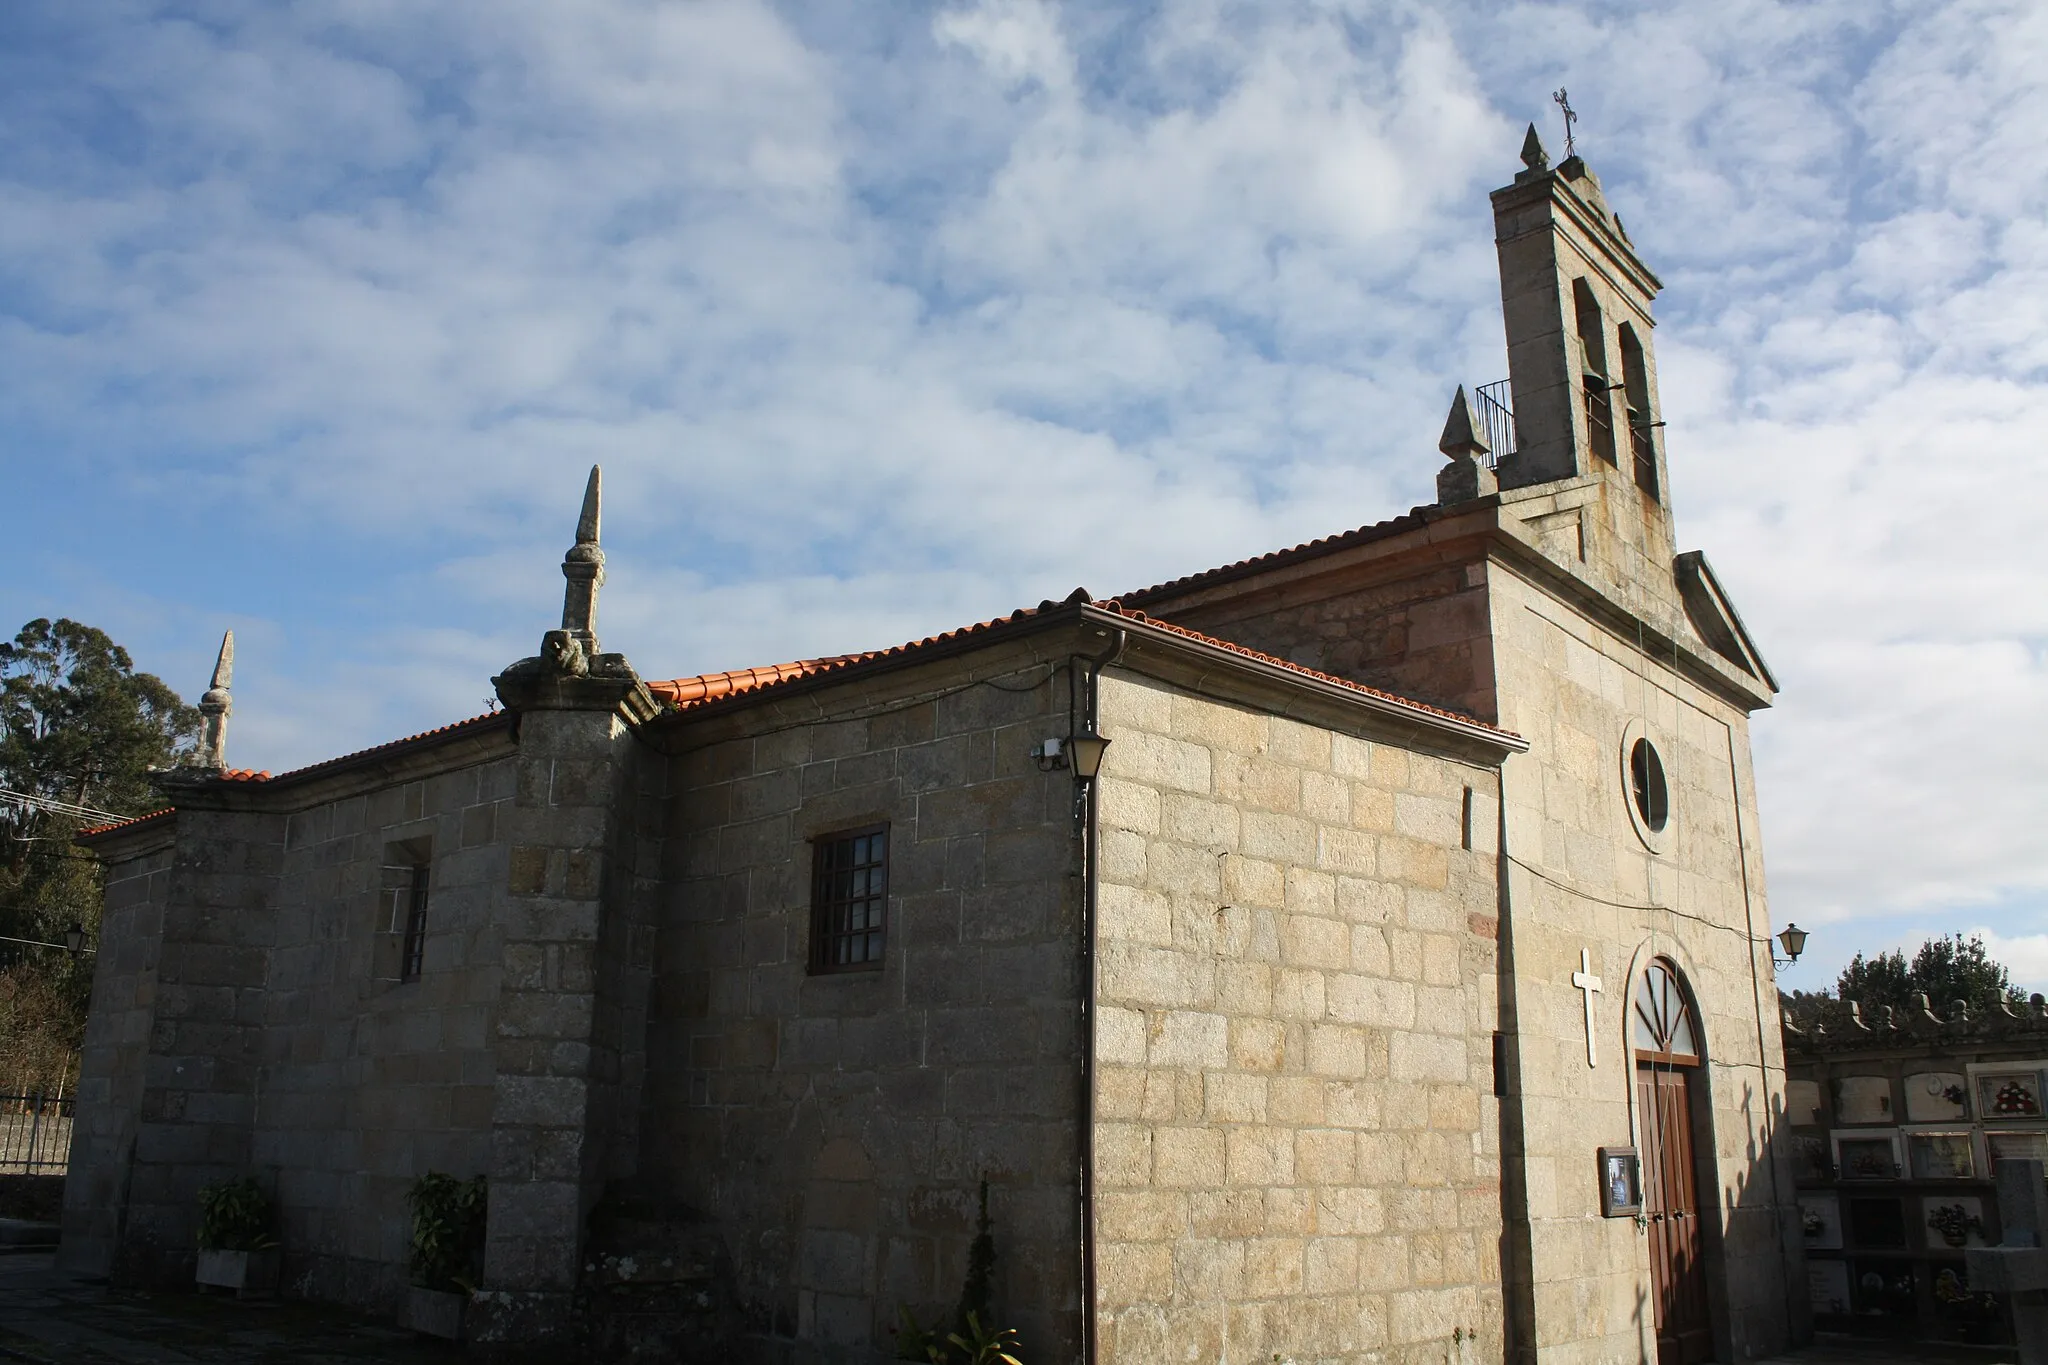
1118, 506, 1434, 604
647, 655, 875, 708
78, 807, 176, 839
647, 602, 1092, 715
645, 592, 1515, 742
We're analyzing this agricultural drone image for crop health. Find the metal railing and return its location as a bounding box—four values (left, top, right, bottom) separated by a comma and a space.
0, 1086, 73, 1175
1475, 379, 1518, 467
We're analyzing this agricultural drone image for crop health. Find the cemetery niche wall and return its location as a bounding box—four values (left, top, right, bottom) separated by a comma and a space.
1783, 992, 2048, 1348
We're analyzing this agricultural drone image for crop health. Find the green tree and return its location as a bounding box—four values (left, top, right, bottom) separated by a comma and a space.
1833, 933, 2027, 1017
0, 618, 197, 1087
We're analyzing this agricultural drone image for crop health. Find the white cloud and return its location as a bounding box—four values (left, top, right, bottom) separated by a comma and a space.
2, 0, 2046, 973
1969, 929, 2048, 997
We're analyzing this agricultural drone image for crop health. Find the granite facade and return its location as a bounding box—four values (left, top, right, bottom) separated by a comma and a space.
645, 653, 1086, 1360
1091, 673, 1505, 1365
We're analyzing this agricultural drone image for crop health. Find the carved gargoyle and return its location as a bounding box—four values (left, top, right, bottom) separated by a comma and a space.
540, 629, 589, 677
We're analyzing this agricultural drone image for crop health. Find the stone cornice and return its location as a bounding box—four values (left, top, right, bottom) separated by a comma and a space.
492, 663, 661, 725
1490, 169, 1664, 304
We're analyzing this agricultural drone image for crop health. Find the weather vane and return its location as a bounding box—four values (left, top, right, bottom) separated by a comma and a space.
1552, 88, 1577, 157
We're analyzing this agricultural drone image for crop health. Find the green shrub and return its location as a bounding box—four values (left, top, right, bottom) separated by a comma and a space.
954, 1180, 996, 1340
892, 1179, 1022, 1363
197, 1176, 276, 1252
407, 1172, 487, 1292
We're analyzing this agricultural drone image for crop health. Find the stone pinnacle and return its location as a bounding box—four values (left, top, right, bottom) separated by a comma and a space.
1439, 386, 1490, 458
197, 630, 234, 769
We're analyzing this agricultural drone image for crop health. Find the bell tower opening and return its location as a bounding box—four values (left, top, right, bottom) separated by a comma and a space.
1573, 279, 1618, 469
1619, 324, 1659, 499
1481, 124, 1681, 598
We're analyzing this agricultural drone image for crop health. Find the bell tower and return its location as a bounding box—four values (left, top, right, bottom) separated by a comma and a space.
1489, 125, 1676, 570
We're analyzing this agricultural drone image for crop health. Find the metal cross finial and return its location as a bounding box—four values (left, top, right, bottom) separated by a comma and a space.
1552, 88, 1577, 157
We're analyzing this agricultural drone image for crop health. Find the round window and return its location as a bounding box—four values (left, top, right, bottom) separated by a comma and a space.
1630, 737, 1669, 833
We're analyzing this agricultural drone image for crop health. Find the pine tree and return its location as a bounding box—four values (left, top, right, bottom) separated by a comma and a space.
0, 619, 197, 1087
1833, 933, 2026, 1017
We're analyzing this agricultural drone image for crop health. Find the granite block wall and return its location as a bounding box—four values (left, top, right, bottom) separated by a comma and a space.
1091, 671, 1506, 1365
645, 666, 1085, 1363
256, 755, 516, 1311
114, 804, 286, 1280
59, 745, 528, 1314
59, 833, 174, 1275
476, 701, 662, 1343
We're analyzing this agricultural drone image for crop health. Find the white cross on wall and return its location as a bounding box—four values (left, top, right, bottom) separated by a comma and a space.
1573, 948, 1604, 1068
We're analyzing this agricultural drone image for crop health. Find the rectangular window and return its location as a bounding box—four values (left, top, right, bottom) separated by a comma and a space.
373, 837, 431, 983
399, 864, 430, 981
811, 824, 888, 972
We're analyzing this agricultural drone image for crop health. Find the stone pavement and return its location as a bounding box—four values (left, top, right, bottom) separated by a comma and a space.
0, 1250, 2019, 1365
0, 1252, 458, 1364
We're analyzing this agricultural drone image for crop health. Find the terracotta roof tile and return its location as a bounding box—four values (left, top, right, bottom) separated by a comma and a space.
643, 593, 1094, 716
647, 590, 1518, 743
119, 562, 1515, 830
77, 807, 176, 839
646, 657, 873, 708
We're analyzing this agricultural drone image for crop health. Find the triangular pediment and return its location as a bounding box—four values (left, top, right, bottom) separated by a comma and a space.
1674, 550, 1777, 692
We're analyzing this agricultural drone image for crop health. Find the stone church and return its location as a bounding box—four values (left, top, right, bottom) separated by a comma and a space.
64, 131, 1804, 1364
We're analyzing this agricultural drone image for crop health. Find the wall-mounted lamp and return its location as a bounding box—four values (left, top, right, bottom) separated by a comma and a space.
1066, 729, 1110, 781
1774, 922, 1807, 967
62, 923, 86, 956
1038, 732, 1111, 779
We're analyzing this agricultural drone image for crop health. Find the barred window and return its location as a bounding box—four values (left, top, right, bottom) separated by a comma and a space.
375, 854, 433, 983
811, 825, 888, 972
399, 864, 430, 981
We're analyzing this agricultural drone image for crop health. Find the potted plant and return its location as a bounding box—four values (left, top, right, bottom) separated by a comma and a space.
402, 1172, 487, 1341
194, 1176, 280, 1296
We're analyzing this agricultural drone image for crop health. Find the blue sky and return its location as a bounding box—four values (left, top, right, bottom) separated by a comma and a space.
3, 0, 2045, 992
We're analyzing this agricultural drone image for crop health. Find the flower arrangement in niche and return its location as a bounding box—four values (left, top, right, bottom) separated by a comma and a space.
1934, 1268, 1996, 1314
1994, 1079, 2040, 1116
1928, 1204, 1982, 1248
1943, 1083, 1969, 1109
1851, 1148, 1891, 1178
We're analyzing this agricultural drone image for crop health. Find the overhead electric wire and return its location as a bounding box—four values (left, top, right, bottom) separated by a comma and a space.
0, 787, 128, 824
0, 932, 94, 954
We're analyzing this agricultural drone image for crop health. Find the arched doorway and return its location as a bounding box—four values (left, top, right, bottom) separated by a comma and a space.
1634, 959, 1712, 1365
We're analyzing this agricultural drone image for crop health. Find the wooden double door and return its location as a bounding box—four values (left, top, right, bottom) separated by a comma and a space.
1638, 1063, 1713, 1365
